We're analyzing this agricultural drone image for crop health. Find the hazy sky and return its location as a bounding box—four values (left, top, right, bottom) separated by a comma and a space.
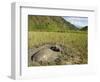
63, 16, 88, 28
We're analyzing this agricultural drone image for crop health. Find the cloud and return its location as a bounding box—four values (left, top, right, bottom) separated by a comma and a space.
63, 16, 88, 28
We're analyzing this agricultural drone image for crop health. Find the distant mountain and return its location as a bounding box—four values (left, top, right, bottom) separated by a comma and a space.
28, 15, 78, 32
80, 26, 88, 31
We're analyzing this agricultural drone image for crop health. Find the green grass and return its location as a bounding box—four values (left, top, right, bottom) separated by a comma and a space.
28, 31, 87, 49
28, 31, 87, 65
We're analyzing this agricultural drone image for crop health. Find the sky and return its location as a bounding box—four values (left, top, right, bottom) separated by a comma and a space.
63, 16, 88, 28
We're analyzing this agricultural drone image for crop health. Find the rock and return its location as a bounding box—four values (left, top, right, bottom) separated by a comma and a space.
28, 43, 83, 66
50, 45, 62, 52
31, 45, 62, 63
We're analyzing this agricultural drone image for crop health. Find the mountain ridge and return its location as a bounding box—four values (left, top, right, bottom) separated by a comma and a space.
80, 26, 88, 31
28, 15, 78, 32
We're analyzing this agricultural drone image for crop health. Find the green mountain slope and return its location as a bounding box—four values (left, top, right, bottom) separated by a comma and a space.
80, 26, 88, 31
28, 15, 78, 32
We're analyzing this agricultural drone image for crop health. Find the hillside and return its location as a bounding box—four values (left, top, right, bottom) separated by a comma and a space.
80, 26, 88, 31
28, 15, 78, 32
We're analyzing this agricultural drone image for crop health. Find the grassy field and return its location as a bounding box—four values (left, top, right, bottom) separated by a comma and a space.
28, 31, 88, 65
